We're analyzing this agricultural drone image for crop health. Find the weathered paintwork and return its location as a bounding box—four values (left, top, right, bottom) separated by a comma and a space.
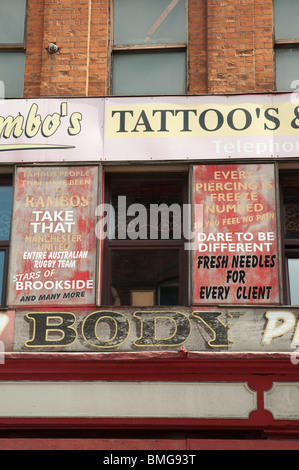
7, 166, 99, 306
192, 163, 280, 305
10, 306, 299, 353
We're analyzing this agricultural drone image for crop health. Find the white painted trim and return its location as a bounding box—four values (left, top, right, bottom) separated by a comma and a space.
264, 382, 299, 420
0, 381, 257, 418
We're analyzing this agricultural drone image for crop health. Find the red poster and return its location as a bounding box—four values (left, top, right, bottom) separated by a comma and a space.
8, 166, 99, 306
192, 164, 280, 304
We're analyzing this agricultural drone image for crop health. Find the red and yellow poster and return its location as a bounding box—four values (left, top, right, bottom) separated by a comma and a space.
8, 165, 99, 306
192, 163, 280, 304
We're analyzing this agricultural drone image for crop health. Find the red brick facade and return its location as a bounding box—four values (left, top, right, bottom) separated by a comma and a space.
24, 0, 109, 97
23, 0, 275, 98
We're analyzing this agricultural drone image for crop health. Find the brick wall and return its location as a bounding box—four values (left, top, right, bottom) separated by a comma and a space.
24, 0, 109, 97
24, 0, 275, 98
23, 0, 44, 97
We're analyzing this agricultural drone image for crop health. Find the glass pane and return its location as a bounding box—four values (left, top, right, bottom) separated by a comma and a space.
283, 178, 299, 239
284, 196, 299, 239
0, 251, 5, 305
110, 180, 184, 240
276, 49, 299, 92
288, 258, 299, 305
110, 249, 179, 306
274, 0, 299, 40
113, 51, 186, 95
0, 52, 25, 98
114, 0, 186, 46
0, 186, 13, 241
0, 0, 27, 44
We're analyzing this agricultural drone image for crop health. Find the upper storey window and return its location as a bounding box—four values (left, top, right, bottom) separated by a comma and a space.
0, 0, 27, 98
274, 0, 299, 91
111, 0, 187, 95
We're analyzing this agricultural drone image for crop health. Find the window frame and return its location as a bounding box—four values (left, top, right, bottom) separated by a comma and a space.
279, 171, 299, 304
0, 0, 27, 98
109, 0, 188, 95
273, 0, 299, 91
0, 175, 13, 308
0, 245, 9, 308
101, 172, 189, 307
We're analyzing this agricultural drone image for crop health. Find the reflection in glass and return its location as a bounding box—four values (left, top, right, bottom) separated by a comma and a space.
110, 249, 179, 306
0, 0, 27, 44
113, 51, 186, 96
284, 195, 299, 239
114, 0, 186, 46
288, 258, 299, 305
0, 53, 25, 98
276, 49, 299, 92
110, 180, 183, 240
0, 186, 12, 240
0, 186, 13, 241
0, 251, 5, 304
274, 0, 299, 40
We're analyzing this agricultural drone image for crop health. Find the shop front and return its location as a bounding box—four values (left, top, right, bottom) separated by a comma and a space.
0, 93, 299, 449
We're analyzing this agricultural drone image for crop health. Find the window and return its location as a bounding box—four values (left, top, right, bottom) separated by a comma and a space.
0, 0, 27, 98
280, 172, 299, 305
0, 178, 13, 307
102, 174, 188, 306
111, 0, 187, 95
274, 0, 299, 91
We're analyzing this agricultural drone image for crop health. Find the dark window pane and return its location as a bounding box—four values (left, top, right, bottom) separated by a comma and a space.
283, 178, 299, 239
284, 196, 299, 239
0, 251, 5, 304
110, 180, 184, 240
110, 249, 179, 306
0, 185, 13, 241
288, 258, 299, 305
159, 282, 179, 305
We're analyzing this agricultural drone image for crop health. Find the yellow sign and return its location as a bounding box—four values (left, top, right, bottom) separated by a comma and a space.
106, 100, 299, 139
